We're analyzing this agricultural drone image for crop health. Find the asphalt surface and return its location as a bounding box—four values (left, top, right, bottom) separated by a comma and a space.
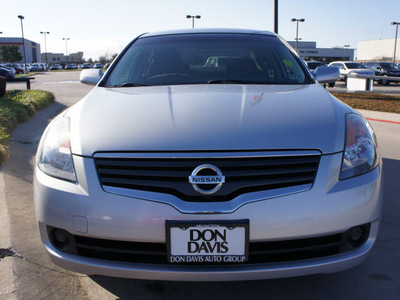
1, 72, 400, 299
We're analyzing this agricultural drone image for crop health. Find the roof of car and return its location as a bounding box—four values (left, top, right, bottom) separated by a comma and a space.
141, 28, 276, 38
329, 61, 360, 64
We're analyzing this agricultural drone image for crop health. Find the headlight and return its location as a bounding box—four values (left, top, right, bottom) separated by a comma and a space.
340, 114, 378, 180
36, 116, 76, 182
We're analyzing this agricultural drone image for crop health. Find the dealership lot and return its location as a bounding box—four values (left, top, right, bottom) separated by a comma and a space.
328, 80, 400, 95
1, 71, 400, 299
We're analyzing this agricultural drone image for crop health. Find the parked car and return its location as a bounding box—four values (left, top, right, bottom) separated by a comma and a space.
81, 63, 93, 69
2, 66, 16, 76
94, 63, 104, 69
204, 56, 242, 67
50, 64, 62, 70
363, 62, 400, 85
39, 63, 48, 71
4, 64, 24, 74
305, 60, 325, 71
306, 61, 337, 87
35, 28, 381, 282
328, 61, 374, 85
30, 63, 43, 72
65, 64, 77, 70
0, 66, 15, 79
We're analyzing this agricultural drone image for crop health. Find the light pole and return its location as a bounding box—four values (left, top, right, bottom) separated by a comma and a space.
274, 0, 278, 34
391, 22, 400, 63
40, 31, 50, 65
62, 37, 70, 63
291, 18, 305, 53
186, 15, 201, 28
18, 15, 27, 73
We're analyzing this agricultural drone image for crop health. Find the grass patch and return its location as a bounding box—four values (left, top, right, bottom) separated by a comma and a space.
0, 90, 55, 161
332, 92, 400, 114
16, 72, 37, 78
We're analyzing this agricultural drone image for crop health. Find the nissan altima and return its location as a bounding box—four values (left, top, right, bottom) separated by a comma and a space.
34, 28, 382, 281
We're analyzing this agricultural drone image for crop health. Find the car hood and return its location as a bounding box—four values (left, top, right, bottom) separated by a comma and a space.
67, 84, 351, 156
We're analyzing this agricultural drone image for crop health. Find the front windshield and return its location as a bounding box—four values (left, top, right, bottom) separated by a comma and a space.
345, 63, 367, 69
105, 34, 312, 87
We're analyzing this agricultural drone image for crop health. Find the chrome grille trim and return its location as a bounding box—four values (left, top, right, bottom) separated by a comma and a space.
94, 150, 321, 209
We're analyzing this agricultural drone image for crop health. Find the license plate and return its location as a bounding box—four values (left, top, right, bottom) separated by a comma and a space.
166, 220, 249, 264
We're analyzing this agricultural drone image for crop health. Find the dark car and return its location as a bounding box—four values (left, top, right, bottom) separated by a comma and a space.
5, 64, 24, 74
0, 67, 16, 80
306, 61, 337, 87
305, 61, 325, 71
364, 62, 400, 85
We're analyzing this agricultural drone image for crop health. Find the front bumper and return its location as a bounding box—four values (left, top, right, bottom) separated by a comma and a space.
34, 152, 383, 281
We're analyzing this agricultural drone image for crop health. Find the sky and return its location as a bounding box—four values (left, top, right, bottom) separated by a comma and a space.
1, 0, 400, 61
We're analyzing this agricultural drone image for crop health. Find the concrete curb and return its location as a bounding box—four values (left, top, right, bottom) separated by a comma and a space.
357, 109, 400, 124
0, 171, 17, 300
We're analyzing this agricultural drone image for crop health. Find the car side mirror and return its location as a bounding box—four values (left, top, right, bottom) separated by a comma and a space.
80, 69, 104, 85
313, 66, 340, 83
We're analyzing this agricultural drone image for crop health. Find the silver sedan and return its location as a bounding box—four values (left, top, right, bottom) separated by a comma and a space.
34, 28, 382, 281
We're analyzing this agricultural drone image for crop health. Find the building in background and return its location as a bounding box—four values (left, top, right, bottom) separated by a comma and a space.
357, 38, 399, 62
287, 41, 355, 63
0, 37, 41, 63
42, 52, 84, 65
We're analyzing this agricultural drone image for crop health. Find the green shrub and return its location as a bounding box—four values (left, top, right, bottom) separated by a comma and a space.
0, 90, 55, 161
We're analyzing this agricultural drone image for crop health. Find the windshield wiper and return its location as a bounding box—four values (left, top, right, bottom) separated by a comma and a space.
207, 79, 267, 84
120, 82, 150, 87
106, 82, 150, 87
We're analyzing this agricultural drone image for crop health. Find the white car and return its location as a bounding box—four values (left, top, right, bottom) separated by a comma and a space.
328, 61, 374, 86
40, 63, 48, 71
34, 29, 382, 281
30, 63, 43, 72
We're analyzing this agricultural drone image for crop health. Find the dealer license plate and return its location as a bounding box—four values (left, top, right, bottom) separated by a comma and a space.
166, 220, 249, 264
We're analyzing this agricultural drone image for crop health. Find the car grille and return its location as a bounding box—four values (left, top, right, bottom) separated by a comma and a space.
59, 224, 369, 265
94, 153, 320, 202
